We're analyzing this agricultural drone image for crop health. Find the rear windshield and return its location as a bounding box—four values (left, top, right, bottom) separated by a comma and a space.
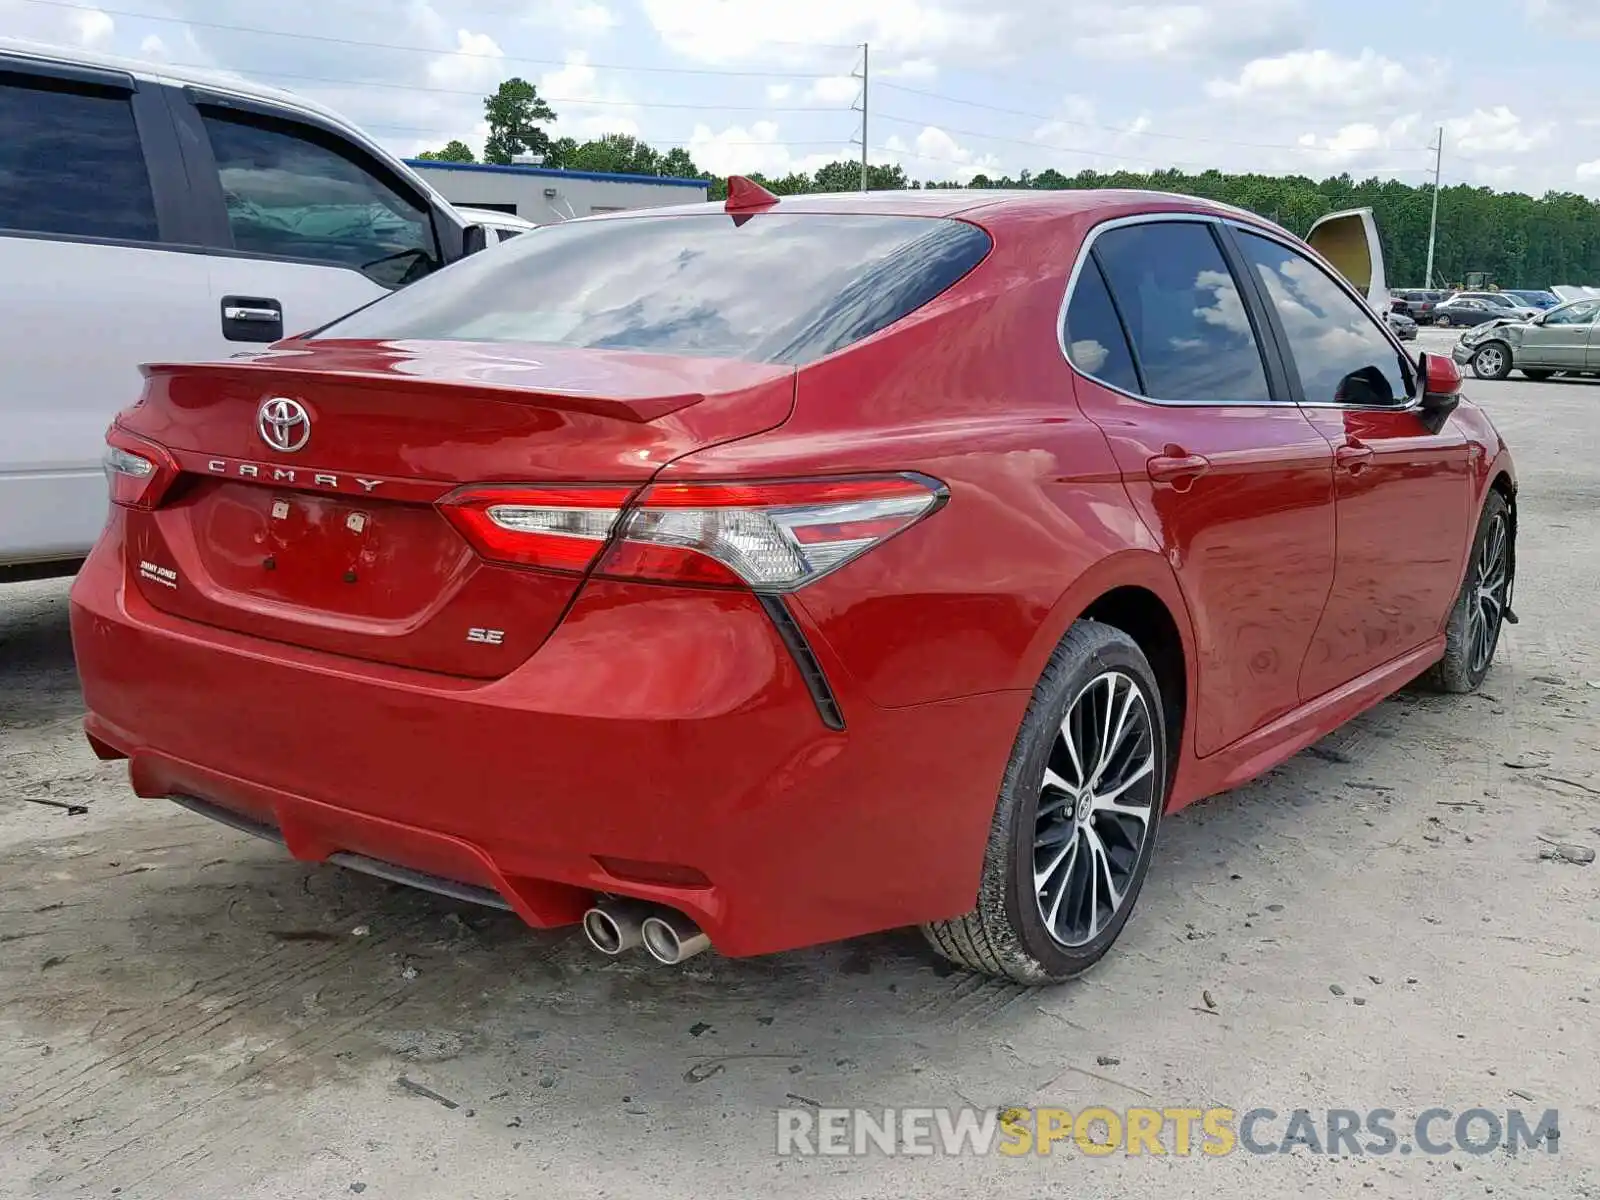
315, 212, 992, 365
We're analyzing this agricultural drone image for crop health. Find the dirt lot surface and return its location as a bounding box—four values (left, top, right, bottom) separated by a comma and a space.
3, 331, 1598, 1199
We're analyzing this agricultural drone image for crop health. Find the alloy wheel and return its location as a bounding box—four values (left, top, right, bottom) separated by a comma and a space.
1467, 512, 1511, 675
1032, 671, 1158, 948
1473, 345, 1506, 379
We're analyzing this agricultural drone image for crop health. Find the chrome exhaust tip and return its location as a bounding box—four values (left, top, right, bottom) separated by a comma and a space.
581, 899, 652, 955
640, 910, 711, 965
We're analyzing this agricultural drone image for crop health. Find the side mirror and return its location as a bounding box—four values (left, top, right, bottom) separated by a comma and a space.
462, 224, 489, 257
1417, 353, 1462, 426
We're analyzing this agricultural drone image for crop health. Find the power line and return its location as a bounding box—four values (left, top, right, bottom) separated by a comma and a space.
876, 81, 1436, 155
873, 112, 1437, 175
19, 0, 851, 78
155, 61, 848, 113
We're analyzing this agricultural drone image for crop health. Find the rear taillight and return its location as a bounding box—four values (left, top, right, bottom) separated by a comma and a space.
439, 474, 946, 590
600, 474, 946, 592
103, 425, 178, 510
438, 485, 635, 573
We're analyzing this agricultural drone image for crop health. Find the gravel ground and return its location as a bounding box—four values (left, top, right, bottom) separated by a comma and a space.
3, 331, 1598, 1199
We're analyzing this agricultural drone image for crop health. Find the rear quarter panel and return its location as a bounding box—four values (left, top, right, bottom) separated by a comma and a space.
659, 204, 1190, 710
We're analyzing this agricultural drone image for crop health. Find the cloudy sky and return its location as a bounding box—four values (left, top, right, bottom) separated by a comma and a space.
5, 0, 1599, 195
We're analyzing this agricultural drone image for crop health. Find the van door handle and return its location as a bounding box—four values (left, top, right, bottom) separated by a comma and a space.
1335, 440, 1375, 474
221, 295, 284, 343
1147, 450, 1212, 485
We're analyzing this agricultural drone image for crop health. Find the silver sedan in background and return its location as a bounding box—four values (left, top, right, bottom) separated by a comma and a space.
1453, 297, 1600, 380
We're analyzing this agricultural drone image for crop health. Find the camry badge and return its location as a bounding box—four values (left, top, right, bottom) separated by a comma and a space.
258, 397, 311, 453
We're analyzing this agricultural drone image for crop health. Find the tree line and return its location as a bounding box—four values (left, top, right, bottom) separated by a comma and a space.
416, 78, 1600, 289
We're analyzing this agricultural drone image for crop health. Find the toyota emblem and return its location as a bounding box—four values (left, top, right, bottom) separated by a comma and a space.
258, 397, 311, 453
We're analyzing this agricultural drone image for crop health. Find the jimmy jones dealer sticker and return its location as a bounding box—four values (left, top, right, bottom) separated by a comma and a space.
139, 560, 178, 589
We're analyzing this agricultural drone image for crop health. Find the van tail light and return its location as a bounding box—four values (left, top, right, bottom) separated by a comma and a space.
599, 474, 947, 592
103, 425, 179, 510
438, 485, 635, 573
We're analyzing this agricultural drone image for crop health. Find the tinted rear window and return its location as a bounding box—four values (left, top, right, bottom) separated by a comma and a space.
315, 213, 991, 364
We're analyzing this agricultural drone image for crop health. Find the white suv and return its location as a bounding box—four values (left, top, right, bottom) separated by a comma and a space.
0, 39, 482, 581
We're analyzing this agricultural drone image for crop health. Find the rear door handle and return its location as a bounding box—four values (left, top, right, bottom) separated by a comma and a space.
221, 295, 284, 343
1147, 451, 1212, 485
1335, 441, 1375, 473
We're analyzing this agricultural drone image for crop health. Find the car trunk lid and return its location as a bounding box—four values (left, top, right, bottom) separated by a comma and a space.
115, 339, 794, 678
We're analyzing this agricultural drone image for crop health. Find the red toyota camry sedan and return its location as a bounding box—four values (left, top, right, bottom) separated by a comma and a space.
71, 183, 1517, 983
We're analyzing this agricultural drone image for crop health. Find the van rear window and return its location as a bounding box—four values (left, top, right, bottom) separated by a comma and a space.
315, 212, 991, 364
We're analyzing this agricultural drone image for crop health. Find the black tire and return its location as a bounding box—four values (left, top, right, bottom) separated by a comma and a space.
1470, 342, 1513, 381
922, 621, 1167, 984
1521, 369, 1554, 381
1435, 315, 1452, 328
1420, 490, 1513, 694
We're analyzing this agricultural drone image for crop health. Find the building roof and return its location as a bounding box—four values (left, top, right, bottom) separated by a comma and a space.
405, 159, 710, 190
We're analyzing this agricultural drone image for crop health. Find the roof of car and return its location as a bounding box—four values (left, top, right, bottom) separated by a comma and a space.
0, 37, 365, 138
584, 187, 1282, 226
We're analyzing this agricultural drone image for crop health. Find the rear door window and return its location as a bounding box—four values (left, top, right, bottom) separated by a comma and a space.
315, 213, 992, 364
0, 75, 157, 241
1236, 230, 1411, 407
199, 110, 439, 287
1062, 258, 1141, 394
1087, 221, 1274, 404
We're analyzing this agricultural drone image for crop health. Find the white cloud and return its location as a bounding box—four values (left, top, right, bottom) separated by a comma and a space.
766, 83, 794, 101
1445, 107, 1552, 155
70, 7, 113, 46
1576, 159, 1600, 179
806, 75, 861, 105
1068, 0, 1305, 62
138, 34, 168, 59
1207, 48, 1437, 111
540, 52, 639, 140
639, 0, 1003, 68
1526, 0, 1600, 36
686, 120, 849, 178
884, 57, 938, 80
425, 29, 506, 91
882, 124, 1000, 181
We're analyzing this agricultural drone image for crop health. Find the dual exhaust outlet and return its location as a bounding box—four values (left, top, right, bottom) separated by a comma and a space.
582, 898, 711, 965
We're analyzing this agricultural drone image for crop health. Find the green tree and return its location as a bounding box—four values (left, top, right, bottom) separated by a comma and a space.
658, 147, 700, 179
415, 139, 476, 163
483, 78, 557, 165
562, 133, 662, 176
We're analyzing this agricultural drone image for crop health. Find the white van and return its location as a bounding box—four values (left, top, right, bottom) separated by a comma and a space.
0, 39, 485, 581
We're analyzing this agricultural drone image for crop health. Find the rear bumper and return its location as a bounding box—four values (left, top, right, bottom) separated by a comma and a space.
70, 521, 1024, 956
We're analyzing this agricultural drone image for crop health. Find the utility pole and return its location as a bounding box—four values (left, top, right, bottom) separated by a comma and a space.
1424, 126, 1443, 288
855, 43, 869, 191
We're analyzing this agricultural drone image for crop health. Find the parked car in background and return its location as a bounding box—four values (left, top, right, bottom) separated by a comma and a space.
1386, 309, 1418, 340
1431, 296, 1504, 328
1453, 296, 1600, 380
456, 207, 539, 242
1446, 291, 1539, 321
1503, 289, 1560, 311
1391, 288, 1445, 324
0, 39, 488, 582
72, 185, 1516, 984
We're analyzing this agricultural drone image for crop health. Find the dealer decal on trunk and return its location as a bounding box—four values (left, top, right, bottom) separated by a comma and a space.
139, 560, 179, 589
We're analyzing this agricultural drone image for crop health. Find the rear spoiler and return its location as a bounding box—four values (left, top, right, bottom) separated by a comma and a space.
140, 359, 709, 424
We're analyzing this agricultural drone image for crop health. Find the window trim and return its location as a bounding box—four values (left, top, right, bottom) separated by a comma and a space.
0, 68, 189, 249
1055, 212, 1292, 408
181, 92, 446, 285
1223, 219, 1421, 412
